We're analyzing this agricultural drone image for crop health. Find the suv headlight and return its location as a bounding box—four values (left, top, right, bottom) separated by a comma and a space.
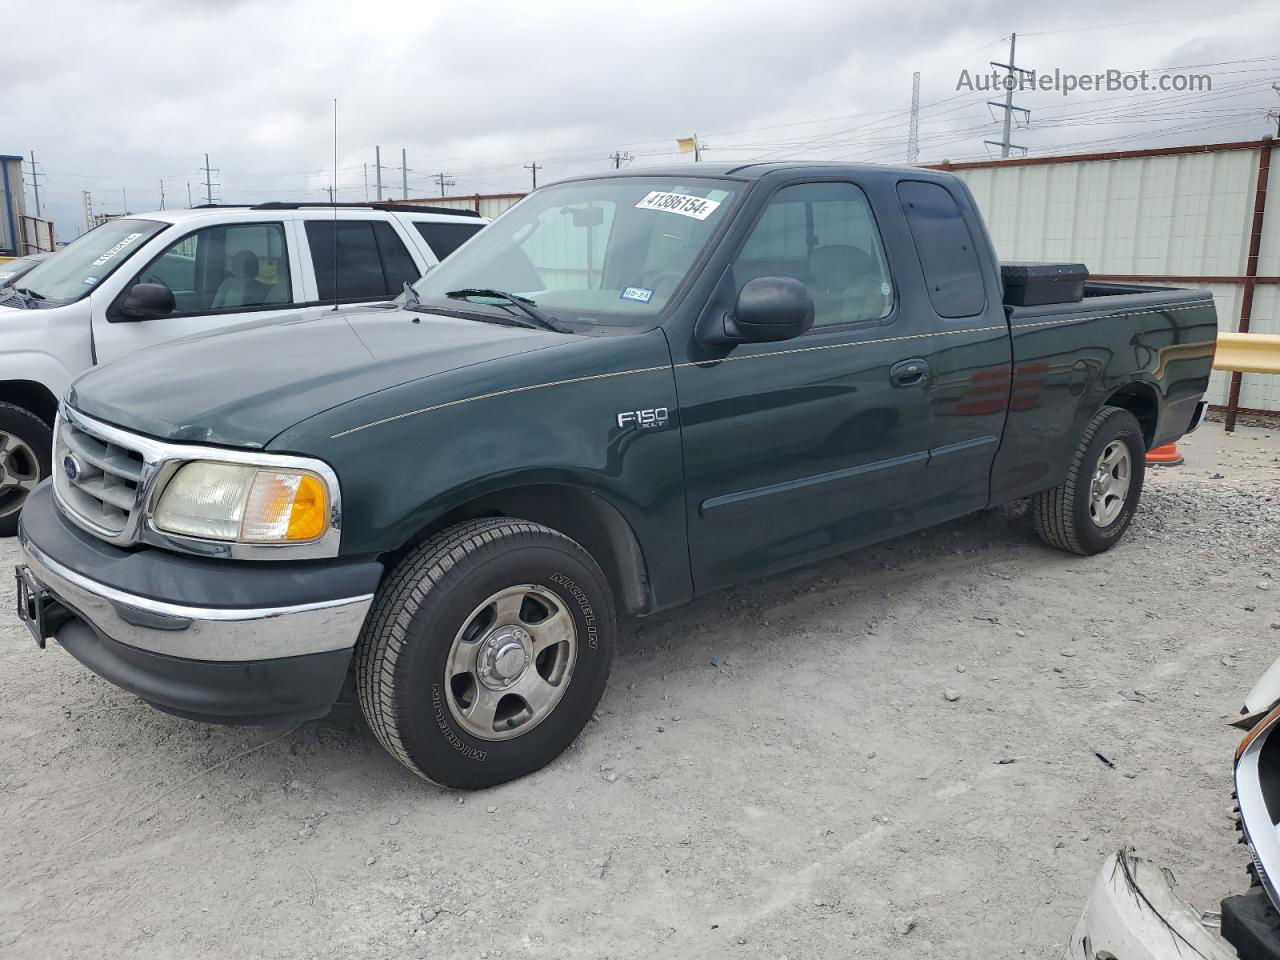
153, 462, 331, 544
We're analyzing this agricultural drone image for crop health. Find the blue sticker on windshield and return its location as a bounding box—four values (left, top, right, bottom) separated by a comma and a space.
620, 286, 654, 303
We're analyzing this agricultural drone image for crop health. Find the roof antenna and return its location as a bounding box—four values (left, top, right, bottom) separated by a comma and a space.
331, 97, 340, 312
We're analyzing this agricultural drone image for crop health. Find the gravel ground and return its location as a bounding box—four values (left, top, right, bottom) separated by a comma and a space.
2, 422, 1278, 960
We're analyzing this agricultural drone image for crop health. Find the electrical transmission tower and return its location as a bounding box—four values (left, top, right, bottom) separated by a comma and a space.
906, 73, 921, 164
609, 151, 633, 169
25, 152, 46, 218
984, 33, 1032, 158
200, 153, 220, 204
433, 172, 456, 196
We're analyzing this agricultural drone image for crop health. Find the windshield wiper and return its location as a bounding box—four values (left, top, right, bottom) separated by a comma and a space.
14, 287, 45, 300
444, 289, 571, 334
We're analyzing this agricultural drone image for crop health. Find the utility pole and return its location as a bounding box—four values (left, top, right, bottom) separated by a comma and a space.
609, 151, 633, 169
524, 161, 542, 189
375, 145, 383, 202
82, 190, 94, 232
326, 185, 335, 203
433, 172, 455, 196
122, 186, 128, 213
187, 182, 193, 207
363, 163, 369, 201
985, 33, 1032, 158
401, 148, 408, 200
159, 179, 166, 210
26, 151, 45, 218
200, 153, 219, 204
1268, 83, 1280, 136
906, 72, 921, 164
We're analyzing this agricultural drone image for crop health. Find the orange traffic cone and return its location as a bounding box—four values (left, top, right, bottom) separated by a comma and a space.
1146, 442, 1184, 466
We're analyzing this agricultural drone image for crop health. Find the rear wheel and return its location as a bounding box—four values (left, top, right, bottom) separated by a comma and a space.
0, 403, 52, 537
356, 518, 615, 789
1031, 406, 1146, 555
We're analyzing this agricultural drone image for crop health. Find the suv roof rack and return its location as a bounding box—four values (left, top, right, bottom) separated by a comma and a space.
250, 201, 483, 218
188, 202, 482, 218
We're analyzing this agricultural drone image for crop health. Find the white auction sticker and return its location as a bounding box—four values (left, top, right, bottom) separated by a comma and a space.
634, 191, 721, 221
91, 233, 144, 267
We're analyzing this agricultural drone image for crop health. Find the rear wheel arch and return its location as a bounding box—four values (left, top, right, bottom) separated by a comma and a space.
1102, 381, 1159, 449
387, 483, 653, 616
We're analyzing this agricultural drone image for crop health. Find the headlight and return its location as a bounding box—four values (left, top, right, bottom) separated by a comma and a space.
153, 462, 331, 544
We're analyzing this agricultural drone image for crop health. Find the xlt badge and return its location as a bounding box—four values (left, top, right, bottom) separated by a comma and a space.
616, 407, 670, 430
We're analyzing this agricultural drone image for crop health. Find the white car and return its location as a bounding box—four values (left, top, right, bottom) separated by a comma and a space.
0, 202, 487, 534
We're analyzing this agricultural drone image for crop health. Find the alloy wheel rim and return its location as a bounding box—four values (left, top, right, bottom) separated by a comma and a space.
1088, 440, 1131, 527
0, 431, 40, 519
444, 584, 578, 741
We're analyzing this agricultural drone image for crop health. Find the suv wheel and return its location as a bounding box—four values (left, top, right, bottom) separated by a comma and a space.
1031, 406, 1146, 555
356, 518, 615, 789
0, 403, 52, 537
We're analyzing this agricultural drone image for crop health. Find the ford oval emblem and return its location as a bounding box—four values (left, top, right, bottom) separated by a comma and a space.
63, 454, 81, 482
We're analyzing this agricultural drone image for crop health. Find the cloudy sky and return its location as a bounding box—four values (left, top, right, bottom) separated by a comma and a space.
4, 0, 1279, 240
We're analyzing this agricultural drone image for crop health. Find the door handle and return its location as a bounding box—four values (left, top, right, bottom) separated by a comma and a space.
890, 358, 930, 388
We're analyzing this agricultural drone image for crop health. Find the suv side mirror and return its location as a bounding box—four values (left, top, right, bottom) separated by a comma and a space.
116, 282, 175, 322
702, 277, 815, 345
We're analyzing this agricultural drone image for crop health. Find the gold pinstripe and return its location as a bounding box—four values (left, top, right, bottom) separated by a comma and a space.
329, 301, 1212, 439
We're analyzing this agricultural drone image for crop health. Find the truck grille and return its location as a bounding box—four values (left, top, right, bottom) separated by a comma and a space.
54, 416, 146, 538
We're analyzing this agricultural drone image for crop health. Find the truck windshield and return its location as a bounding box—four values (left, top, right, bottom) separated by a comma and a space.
14, 219, 167, 305
413, 178, 739, 323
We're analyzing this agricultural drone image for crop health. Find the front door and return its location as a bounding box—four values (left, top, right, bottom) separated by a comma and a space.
676, 180, 936, 593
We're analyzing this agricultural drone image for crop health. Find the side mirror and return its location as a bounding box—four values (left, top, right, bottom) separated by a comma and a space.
116, 282, 175, 321
704, 277, 814, 345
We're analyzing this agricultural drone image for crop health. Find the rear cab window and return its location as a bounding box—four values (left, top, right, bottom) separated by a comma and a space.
896, 181, 986, 318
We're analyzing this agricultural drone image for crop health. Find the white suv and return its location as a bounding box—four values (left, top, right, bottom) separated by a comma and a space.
0, 202, 487, 534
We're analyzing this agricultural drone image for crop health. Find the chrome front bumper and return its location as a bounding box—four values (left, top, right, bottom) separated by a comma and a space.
19, 529, 373, 662
1062, 849, 1236, 960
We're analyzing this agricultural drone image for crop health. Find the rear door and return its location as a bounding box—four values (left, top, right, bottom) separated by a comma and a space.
675, 179, 937, 592
894, 179, 1011, 523
92, 216, 307, 364
296, 214, 426, 304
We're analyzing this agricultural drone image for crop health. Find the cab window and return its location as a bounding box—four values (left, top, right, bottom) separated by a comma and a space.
135, 222, 293, 314
734, 182, 894, 327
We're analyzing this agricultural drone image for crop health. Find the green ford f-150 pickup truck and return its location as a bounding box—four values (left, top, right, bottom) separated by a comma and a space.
15, 163, 1217, 788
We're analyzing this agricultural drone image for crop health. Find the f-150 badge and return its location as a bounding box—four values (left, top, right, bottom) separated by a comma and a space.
616, 408, 670, 430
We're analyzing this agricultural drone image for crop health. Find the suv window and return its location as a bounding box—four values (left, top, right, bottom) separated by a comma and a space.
306, 220, 420, 302
135, 221, 292, 314
896, 181, 986, 318
734, 182, 893, 327
413, 220, 484, 260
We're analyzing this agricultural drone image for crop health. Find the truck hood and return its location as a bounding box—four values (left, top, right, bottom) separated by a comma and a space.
69, 307, 559, 448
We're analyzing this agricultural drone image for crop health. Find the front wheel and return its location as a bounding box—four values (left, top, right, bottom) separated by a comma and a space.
0, 403, 52, 538
1031, 406, 1146, 556
356, 518, 615, 789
